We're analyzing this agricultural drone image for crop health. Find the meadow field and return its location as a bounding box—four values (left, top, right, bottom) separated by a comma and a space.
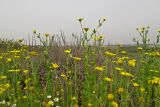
0, 18, 160, 107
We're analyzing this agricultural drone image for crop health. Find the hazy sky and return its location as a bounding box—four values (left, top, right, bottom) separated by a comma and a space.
0, 0, 160, 44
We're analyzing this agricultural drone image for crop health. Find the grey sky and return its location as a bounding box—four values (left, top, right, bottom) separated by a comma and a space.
0, 0, 160, 44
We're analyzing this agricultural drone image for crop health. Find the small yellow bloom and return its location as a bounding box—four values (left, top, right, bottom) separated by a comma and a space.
105, 51, 116, 57
111, 101, 118, 107
133, 82, 139, 87
51, 63, 59, 69
117, 87, 124, 93
64, 49, 71, 54
120, 50, 126, 54
46, 100, 54, 107
117, 58, 123, 65
104, 77, 112, 82
72, 57, 81, 61
128, 59, 136, 67
95, 66, 104, 72
107, 94, 114, 100
140, 87, 145, 93
137, 47, 143, 51
23, 70, 29, 74
6, 58, 12, 63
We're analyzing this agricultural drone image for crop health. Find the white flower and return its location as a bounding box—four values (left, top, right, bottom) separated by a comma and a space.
47, 95, 52, 99
54, 97, 59, 102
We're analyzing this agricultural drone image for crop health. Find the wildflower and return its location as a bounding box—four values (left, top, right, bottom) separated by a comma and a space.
47, 95, 52, 99
46, 100, 54, 107
51, 63, 59, 69
111, 101, 118, 107
148, 77, 160, 85
116, 58, 123, 65
107, 94, 114, 100
53, 97, 59, 102
64, 49, 71, 54
72, 57, 81, 61
115, 67, 122, 71
87, 103, 92, 107
0, 75, 7, 79
22, 96, 27, 99
23, 70, 29, 74
33, 30, 37, 34
133, 82, 139, 87
18, 39, 23, 43
120, 50, 126, 54
94, 34, 104, 41
120, 71, 134, 77
105, 51, 116, 57
95, 66, 104, 71
78, 18, 84, 22
6, 58, 12, 63
117, 87, 124, 93
128, 59, 136, 67
137, 47, 143, 51
14, 55, 20, 59
29, 51, 38, 56
61, 74, 67, 80
44, 33, 49, 37
138, 97, 144, 103
71, 96, 76, 101
104, 77, 112, 82
25, 78, 31, 84
8, 69, 20, 73
0, 56, 3, 60
83, 28, 89, 32
140, 87, 145, 93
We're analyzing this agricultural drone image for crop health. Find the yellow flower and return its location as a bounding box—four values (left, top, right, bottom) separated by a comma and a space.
64, 49, 71, 54
8, 69, 20, 73
88, 103, 92, 107
6, 58, 12, 63
105, 51, 116, 57
95, 66, 104, 72
115, 67, 122, 71
137, 47, 143, 51
111, 101, 118, 107
139, 97, 144, 103
72, 57, 81, 61
23, 70, 29, 74
0, 75, 7, 79
29, 51, 38, 56
148, 77, 160, 85
22, 96, 27, 99
117, 87, 124, 93
71, 96, 76, 101
51, 63, 59, 69
46, 100, 54, 107
140, 87, 145, 93
120, 71, 134, 77
107, 94, 114, 100
120, 51, 126, 54
116, 58, 123, 65
128, 59, 136, 67
104, 77, 112, 82
133, 82, 139, 87
61, 74, 67, 80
